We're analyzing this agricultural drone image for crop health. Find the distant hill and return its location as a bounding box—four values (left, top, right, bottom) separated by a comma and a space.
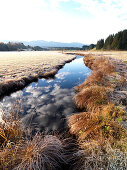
0, 41, 86, 51
22, 40, 84, 48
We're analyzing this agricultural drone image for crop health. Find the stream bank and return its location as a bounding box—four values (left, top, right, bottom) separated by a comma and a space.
0, 51, 76, 99
68, 54, 127, 169
0, 55, 91, 133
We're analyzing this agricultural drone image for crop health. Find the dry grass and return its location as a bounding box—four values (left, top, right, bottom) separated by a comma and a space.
74, 55, 117, 111
75, 70, 105, 92
83, 55, 115, 74
0, 134, 65, 170
83, 54, 95, 68
75, 55, 115, 91
74, 85, 108, 111
42, 69, 58, 78
120, 75, 126, 85
101, 103, 125, 118
14, 135, 65, 170
0, 51, 75, 97
67, 50, 127, 61
0, 108, 66, 169
69, 52, 127, 169
72, 144, 127, 170
0, 108, 24, 145
72, 147, 108, 170
68, 108, 126, 149
92, 56, 115, 74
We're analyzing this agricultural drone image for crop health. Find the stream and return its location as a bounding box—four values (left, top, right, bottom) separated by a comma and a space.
0, 55, 91, 133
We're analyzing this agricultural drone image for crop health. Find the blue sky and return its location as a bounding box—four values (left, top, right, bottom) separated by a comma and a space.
0, 0, 127, 44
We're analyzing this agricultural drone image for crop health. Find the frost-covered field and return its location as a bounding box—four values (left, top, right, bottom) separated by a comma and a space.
0, 51, 75, 82
68, 51, 127, 61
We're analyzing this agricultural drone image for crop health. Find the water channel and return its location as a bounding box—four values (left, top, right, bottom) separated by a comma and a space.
0, 55, 91, 133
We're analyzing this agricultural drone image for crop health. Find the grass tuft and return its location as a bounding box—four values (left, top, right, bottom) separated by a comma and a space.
0, 108, 65, 169
75, 70, 105, 92
74, 85, 108, 111
68, 109, 127, 149
15, 134, 65, 170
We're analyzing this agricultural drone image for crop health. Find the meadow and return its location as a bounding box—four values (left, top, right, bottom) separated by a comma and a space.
0, 51, 75, 97
68, 50, 127, 61
0, 51, 75, 82
0, 50, 127, 169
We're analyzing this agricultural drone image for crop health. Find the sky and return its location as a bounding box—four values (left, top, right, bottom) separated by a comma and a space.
0, 0, 127, 44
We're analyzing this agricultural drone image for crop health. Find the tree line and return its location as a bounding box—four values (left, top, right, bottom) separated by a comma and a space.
0, 42, 28, 51
96, 29, 127, 50
0, 42, 50, 51
0, 42, 85, 51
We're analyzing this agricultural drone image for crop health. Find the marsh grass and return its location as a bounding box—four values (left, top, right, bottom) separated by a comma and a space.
42, 69, 58, 78
74, 85, 108, 111
68, 109, 127, 150
72, 143, 127, 170
70, 54, 127, 169
72, 147, 109, 170
83, 55, 95, 68
92, 56, 115, 74
0, 108, 66, 169
120, 75, 126, 86
0, 76, 37, 97
0, 107, 24, 145
74, 56, 116, 112
14, 135, 65, 170
75, 70, 105, 92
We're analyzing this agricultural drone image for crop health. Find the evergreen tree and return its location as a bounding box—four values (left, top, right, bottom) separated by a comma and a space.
103, 35, 114, 50
96, 39, 104, 49
0, 43, 9, 51
82, 45, 89, 50
111, 31, 122, 50
121, 29, 127, 50
89, 44, 96, 50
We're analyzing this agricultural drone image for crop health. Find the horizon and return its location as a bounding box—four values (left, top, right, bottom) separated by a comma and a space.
0, 0, 127, 44
1, 39, 85, 44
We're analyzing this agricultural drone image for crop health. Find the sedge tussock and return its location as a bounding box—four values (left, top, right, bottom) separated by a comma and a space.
15, 135, 65, 170
0, 108, 66, 170
84, 56, 115, 75
75, 70, 105, 92
92, 56, 115, 74
101, 103, 125, 118
68, 110, 127, 149
68, 112, 92, 135
83, 55, 95, 68
74, 86, 108, 111
0, 135, 65, 170
120, 75, 126, 86
0, 110, 24, 145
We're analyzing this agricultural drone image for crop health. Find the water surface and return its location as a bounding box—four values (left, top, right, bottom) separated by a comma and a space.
0, 56, 91, 133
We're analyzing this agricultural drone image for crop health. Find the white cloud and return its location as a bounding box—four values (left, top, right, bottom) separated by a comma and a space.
55, 72, 70, 79
11, 91, 23, 98
0, 0, 127, 43
49, 0, 70, 9
72, 0, 127, 43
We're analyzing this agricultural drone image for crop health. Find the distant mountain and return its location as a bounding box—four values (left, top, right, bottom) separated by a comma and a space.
22, 40, 84, 48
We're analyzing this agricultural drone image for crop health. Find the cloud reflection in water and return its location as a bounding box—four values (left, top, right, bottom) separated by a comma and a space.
0, 56, 91, 133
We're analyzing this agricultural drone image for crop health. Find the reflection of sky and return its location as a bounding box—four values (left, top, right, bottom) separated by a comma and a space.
0, 56, 91, 133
